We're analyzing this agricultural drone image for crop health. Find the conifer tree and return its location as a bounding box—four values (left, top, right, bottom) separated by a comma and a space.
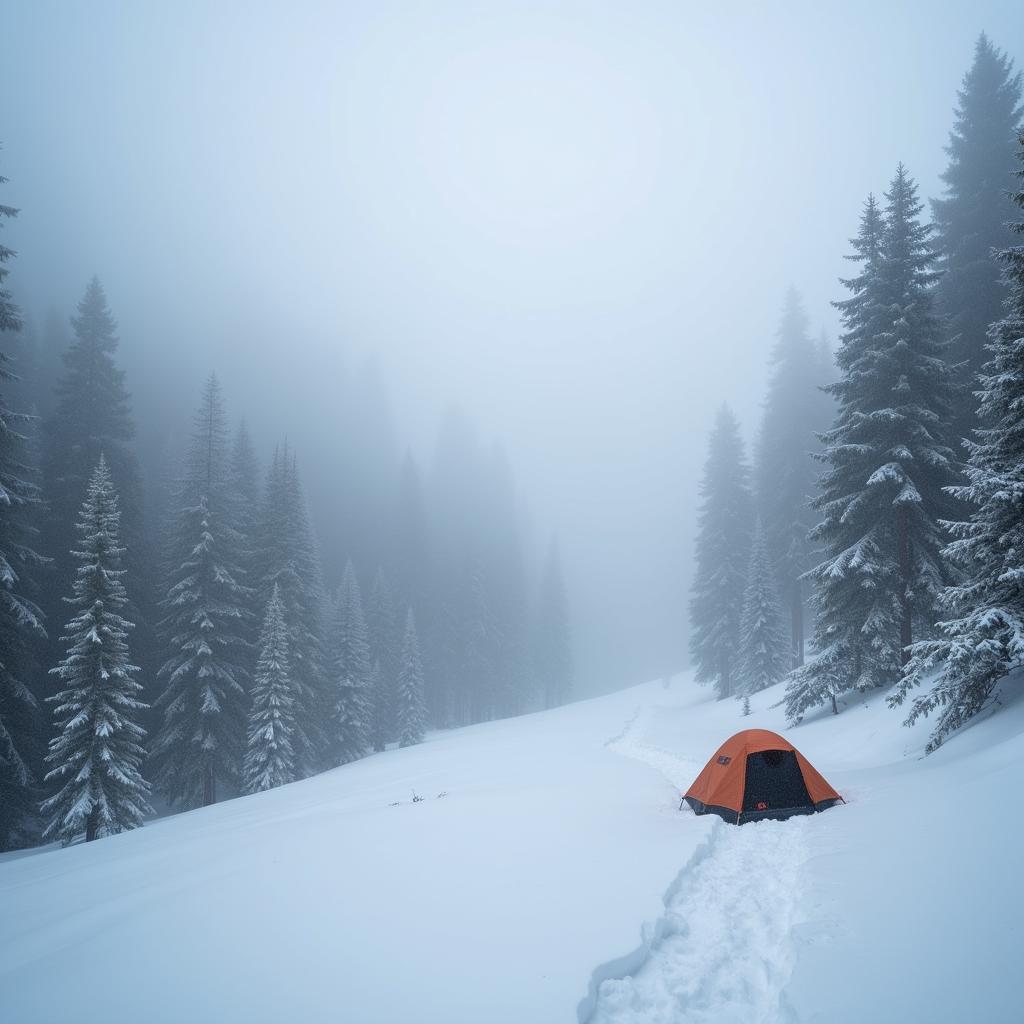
737, 519, 789, 697
257, 445, 327, 772
894, 134, 1024, 750
152, 375, 252, 806
42, 278, 144, 629
933, 34, 1022, 442
784, 169, 957, 722
0, 154, 21, 336
151, 495, 249, 807
689, 405, 752, 699
0, 153, 48, 850
395, 608, 426, 748
331, 559, 371, 763
243, 584, 297, 792
366, 566, 398, 751
228, 420, 261, 569
41, 457, 150, 844
228, 420, 263, 660
755, 289, 825, 668
534, 537, 572, 710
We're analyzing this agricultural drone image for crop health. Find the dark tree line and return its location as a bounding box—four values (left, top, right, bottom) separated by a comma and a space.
690, 34, 1024, 749
0, 178, 573, 855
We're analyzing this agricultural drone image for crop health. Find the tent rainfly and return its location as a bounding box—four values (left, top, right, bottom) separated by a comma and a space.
682, 729, 843, 825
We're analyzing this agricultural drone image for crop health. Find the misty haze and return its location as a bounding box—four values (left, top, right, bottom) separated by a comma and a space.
2, 3, 1024, 1022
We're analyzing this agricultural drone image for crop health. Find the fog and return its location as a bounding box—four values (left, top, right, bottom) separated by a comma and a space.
4, 0, 1023, 693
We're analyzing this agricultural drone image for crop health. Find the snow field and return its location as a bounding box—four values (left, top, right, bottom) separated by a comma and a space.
3, 671, 1024, 1023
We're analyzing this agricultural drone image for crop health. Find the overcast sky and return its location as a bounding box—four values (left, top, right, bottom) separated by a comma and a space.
4, 1, 1023, 690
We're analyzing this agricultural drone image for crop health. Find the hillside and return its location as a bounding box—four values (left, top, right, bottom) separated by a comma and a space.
3, 672, 1022, 1024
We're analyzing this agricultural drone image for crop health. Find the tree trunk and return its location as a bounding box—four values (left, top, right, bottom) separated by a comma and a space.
897, 505, 912, 666
85, 805, 100, 843
831, 692, 838, 715
203, 764, 216, 807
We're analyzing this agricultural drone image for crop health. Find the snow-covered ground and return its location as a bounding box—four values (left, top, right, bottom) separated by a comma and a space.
3, 672, 1022, 1024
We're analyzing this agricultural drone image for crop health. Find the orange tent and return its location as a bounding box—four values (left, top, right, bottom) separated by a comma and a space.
682, 729, 842, 825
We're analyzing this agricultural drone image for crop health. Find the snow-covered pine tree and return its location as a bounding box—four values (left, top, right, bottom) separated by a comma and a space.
243, 583, 297, 792
366, 566, 399, 751
41, 278, 148, 689
228, 420, 263, 666
784, 169, 958, 722
534, 536, 572, 710
892, 133, 1024, 751
151, 495, 249, 807
737, 519, 789, 697
395, 608, 426, 748
228, 419, 261, 581
152, 375, 251, 807
933, 34, 1022, 443
257, 444, 327, 773
755, 289, 827, 669
41, 456, 151, 844
331, 558, 371, 764
0, 153, 48, 851
689, 405, 753, 699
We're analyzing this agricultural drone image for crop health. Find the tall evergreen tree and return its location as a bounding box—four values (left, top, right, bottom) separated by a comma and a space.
0, 152, 47, 851
41, 457, 150, 844
228, 420, 263, 660
331, 558, 371, 764
42, 278, 143, 608
933, 34, 1022, 443
243, 584, 297, 792
534, 536, 572, 709
152, 375, 252, 806
257, 445, 327, 772
366, 566, 399, 751
395, 608, 426, 748
755, 289, 825, 668
737, 519, 789, 697
894, 134, 1024, 750
689, 405, 752, 699
151, 495, 249, 807
228, 420, 261, 560
784, 169, 958, 722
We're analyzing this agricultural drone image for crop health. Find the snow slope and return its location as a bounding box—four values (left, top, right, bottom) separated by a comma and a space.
2, 672, 1023, 1023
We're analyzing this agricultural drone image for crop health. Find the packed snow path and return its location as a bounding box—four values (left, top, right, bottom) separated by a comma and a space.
589, 819, 809, 1024
583, 708, 811, 1023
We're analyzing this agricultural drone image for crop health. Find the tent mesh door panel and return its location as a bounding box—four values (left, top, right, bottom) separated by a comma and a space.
741, 749, 812, 814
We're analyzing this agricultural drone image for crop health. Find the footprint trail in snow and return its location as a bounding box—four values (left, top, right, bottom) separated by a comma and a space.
587, 709, 811, 1024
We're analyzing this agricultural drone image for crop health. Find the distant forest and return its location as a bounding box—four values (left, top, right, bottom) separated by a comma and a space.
689, 35, 1024, 746
0, 188, 572, 851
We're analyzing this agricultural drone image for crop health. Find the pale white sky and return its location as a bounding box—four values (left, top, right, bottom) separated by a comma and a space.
4, 1, 1023, 688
